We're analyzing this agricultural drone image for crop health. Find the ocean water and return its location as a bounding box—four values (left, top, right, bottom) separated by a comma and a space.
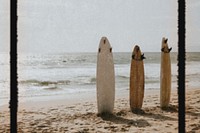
0, 52, 200, 106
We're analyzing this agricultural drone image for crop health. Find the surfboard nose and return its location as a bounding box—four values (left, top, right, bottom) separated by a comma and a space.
98, 37, 112, 53
161, 37, 172, 53
101, 37, 107, 44
162, 37, 168, 44
132, 45, 144, 61
133, 45, 140, 53
135, 45, 140, 52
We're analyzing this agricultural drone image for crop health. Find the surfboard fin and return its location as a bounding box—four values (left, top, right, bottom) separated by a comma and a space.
104, 39, 106, 44
132, 54, 135, 60
168, 47, 172, 52
141, 53, 146, 60
110, 47, 112, 52
164, 38, 168, 43
161, 47, 172, 53
161, 48, 164, 52
99, 48, 101, 53
132, 54, 145, 60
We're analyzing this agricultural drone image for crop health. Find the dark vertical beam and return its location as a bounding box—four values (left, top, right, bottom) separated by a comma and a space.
178, 0, 185, 132
10, 0, 18, 132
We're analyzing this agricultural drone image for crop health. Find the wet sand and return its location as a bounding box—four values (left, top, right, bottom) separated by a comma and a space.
0, 88, 200, 133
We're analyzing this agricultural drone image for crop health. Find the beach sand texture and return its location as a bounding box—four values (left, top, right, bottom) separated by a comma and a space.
0, 88, 200, 133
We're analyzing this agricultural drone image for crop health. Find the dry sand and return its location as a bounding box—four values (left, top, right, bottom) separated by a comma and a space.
0, 88, 200, 133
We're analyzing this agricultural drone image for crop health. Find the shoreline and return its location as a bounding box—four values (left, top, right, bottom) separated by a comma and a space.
0, 87, 199, 111
0, 88, 164, 111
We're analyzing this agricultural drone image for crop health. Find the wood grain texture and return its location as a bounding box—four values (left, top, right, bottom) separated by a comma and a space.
130, 45, 145, 110
160, 37, 172, 108
96, 37, 115, 114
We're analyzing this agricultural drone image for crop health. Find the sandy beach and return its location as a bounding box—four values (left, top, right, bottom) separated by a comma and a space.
0, 88, 200, 133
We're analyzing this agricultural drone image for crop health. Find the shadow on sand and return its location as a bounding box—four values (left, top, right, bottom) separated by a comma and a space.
131, 105, 178, 121
98, 112, 150, 127
160, 104, 178, 113
185, 105, 200, 117
97, 105, 178, 126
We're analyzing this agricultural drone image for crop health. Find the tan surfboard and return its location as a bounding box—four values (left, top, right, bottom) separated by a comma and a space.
96, 37, 115, 114
130, 45, 145, 111
160, 37, 172, 108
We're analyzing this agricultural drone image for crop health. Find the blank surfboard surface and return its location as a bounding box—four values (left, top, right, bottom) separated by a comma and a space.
96, 37, 115, 114
160, 37, 172, 108
130, 45, 145, 111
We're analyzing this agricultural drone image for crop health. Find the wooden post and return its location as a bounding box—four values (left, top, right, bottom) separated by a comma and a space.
178, 0, 185, 132
10, 0, 18, 132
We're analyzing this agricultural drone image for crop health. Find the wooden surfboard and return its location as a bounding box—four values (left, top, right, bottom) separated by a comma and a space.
160, 37, 172, 108
130, 45, 145, 111
96, 37, 115, 114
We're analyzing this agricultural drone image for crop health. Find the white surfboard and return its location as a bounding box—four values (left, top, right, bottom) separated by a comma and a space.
96, 37, 115, 114
160, 37, 172, 108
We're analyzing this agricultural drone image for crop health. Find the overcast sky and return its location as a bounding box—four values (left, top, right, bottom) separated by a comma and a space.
0, 0, 200, 53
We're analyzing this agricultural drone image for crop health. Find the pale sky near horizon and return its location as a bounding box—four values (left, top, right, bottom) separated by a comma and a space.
0, 0, 200, 53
